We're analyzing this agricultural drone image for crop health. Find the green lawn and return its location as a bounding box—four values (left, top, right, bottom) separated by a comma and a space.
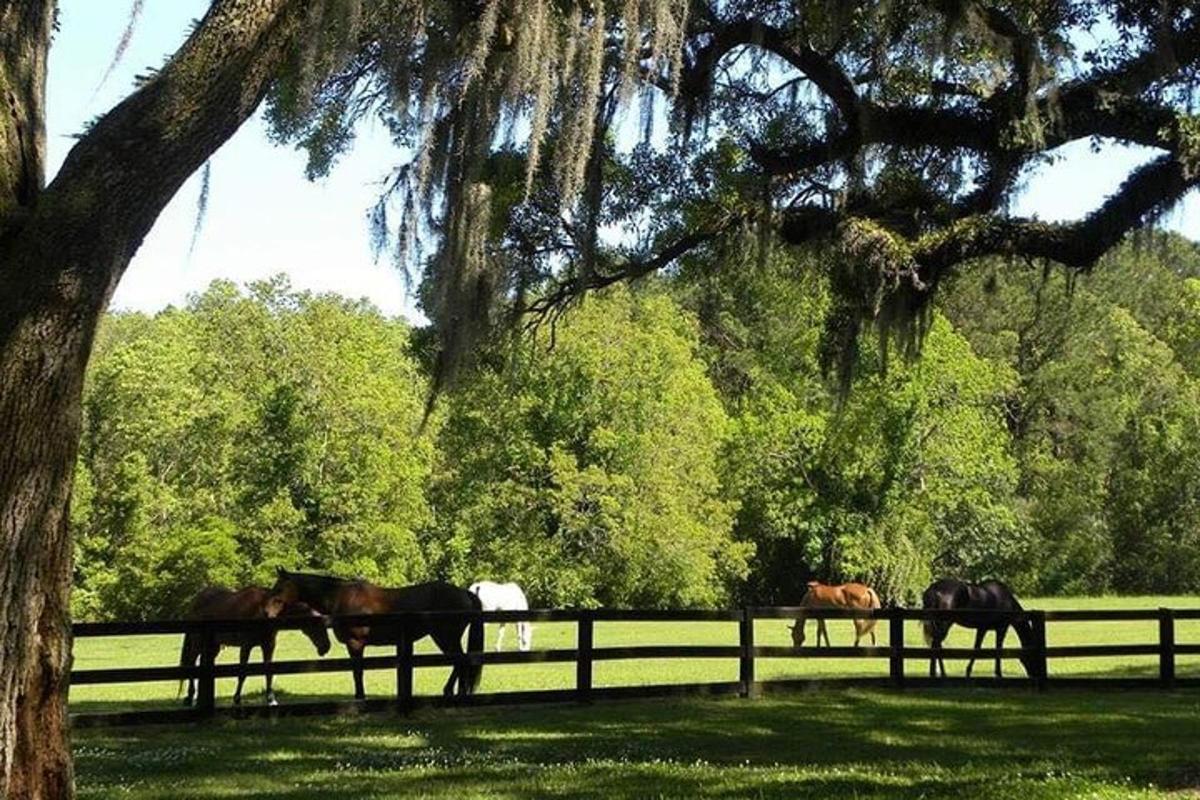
70, 596, 1200, 713
71, 596, 1200, 798
75, 689, 1200, 798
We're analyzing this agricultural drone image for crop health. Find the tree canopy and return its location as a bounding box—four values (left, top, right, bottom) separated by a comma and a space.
71, 234, 1200, 617
2, 2, 1198, 794
72, 280, 435, 619
273, 1, 1200, 385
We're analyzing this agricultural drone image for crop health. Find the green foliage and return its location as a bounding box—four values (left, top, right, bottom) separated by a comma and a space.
941, 234, 1200, 594
428, 287, 747, 607
73, 278, 433, 619
679, 248, 1022, 604
72, 234, 1200, 616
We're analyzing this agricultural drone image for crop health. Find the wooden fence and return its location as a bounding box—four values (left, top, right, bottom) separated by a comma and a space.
70, 606, 1200, 728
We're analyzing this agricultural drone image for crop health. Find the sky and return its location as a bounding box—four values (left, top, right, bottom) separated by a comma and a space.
46, 2, 1199, 322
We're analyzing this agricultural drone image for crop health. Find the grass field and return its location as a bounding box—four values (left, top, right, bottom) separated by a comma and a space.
71, 597, 1200, 798
75, 689, 1200, 798
70, 596, 1200, 713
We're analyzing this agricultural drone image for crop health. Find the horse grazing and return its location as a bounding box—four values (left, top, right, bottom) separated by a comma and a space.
270, 569, 485, 699
921, 578, 1040, 679
179, 586, 331, 707
790, 581, 881, 648
468, 581, 532, 651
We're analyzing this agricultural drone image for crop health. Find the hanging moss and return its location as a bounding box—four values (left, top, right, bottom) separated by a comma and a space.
818, 218, 933, 395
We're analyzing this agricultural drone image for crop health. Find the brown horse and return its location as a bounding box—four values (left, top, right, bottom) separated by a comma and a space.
270, 569, 485, 699
179, 586, 331, 707
789, 581, 881, 648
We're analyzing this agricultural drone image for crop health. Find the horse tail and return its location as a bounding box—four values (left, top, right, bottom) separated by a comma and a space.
466, 592, 485, 693
867, 587, 882, 609
922, 620, 935, 646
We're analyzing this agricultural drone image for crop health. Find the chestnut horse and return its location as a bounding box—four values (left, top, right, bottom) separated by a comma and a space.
921, 578, 1040, 678
179, 586, 331, 707
270, 569, 485, 699
789, 581, 881, 648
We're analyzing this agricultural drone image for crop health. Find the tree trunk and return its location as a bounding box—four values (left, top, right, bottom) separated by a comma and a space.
0, 0, 306, 795
0, 268, 102, 800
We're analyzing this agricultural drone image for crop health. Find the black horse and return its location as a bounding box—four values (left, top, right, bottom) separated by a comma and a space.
270, 569, 484, 698
921, 578, 1041, 679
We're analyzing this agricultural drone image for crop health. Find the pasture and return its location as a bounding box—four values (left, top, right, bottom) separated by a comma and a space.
72, 596, 1200, 797
75, 689, 1200, 798
70, 596, 1200, 714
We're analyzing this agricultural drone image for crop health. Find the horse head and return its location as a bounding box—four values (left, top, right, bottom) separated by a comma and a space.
789, 620, 805, 648
285, 601, 332, 657
270, 567, 299, 604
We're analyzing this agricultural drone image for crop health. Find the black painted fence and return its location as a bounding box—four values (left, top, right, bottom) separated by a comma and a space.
70, 606, 1200, 727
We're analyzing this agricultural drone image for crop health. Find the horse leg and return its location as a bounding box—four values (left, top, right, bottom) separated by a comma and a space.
818, 619, 829, 647
937, 627, 949, 678
347, 640, 367, 700
234, 644, 251, 705
495, 622, 505, 652
431, 628, 466, 697
182, 632, 198, 707
930, 625, 948, 679
966, 628, 986, 678
519, 621, 531, 652
995, 626, 1008, 678
853, 620, 862, 648
262, 636, 278, 706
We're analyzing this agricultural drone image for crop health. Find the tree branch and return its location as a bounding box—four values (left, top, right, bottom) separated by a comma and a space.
9, 0, 303, 296
680, 17, 860, 135
778, 151, 1200, 278
524, 227, 724, 325
0, 0, 53, 230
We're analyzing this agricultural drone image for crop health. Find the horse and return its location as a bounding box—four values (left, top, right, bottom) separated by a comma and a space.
468, 581, 532, 651
270, 569, 485, 699
790, 581, 881, 648
921, 578, 1040, 679
178, 586, 331, 707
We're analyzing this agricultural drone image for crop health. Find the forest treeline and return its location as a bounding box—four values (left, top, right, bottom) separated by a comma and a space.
72, 234, 1200, 619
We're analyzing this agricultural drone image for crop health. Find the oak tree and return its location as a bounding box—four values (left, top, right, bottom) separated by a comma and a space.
2, 1, 1197, 796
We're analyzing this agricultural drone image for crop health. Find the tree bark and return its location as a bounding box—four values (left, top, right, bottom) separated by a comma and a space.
0, 1, 303, 796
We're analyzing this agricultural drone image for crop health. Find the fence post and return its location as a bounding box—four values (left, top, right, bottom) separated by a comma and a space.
396, 617, 414, 713
889, 612, 905, 689
576, 611, 594, 703
197, 624, 217, 718
1159, 607, 1176, 689
1031, 611, 1048, 690
739, 607, 755, 698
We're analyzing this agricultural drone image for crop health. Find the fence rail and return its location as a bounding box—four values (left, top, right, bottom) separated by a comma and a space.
70, 606, 1199, 727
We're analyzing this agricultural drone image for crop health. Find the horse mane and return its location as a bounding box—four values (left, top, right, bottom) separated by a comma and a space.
280, 570, 360, 588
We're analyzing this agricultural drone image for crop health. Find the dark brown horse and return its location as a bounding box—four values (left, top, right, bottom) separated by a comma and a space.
270, 569, 485, 699
179, 586, 331, 707
921, 578, 1040, 679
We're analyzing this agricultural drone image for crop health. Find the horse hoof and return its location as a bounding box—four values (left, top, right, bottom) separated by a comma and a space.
268, 697, 279, 707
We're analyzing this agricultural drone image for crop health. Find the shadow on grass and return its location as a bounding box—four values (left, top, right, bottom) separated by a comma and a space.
76, 688, 1200, 799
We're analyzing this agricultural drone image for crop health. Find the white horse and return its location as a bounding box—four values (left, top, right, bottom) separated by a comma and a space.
468, 581, 532, 651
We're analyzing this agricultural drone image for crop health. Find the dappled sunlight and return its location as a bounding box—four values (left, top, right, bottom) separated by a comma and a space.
75, 690, 1198, 799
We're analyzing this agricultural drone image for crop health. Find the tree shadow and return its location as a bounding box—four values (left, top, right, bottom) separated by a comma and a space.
75, 689, 1200, 798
